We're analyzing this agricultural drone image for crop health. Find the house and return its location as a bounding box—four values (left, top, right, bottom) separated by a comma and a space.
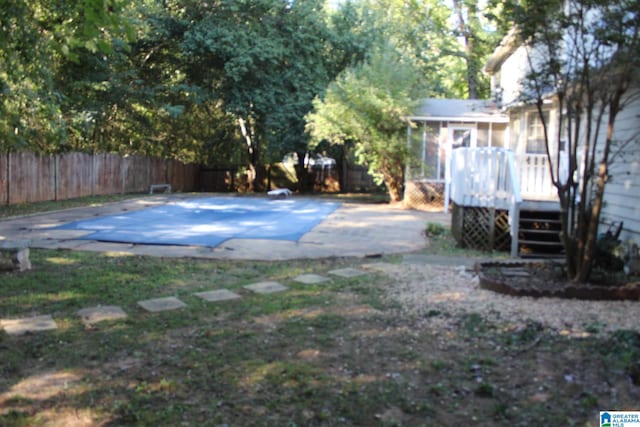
405, 15, 640, 257
482, 23, 640, 253
404, 99, 508, 211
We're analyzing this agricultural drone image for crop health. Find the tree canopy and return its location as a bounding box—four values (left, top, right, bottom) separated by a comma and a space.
1, 0, 504, 192
307, 44, 421, 201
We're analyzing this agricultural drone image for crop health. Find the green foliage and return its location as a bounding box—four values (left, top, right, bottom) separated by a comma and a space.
0, 0, 133, 153
0, 0, 504, 179
425, 222, 447, 237
450, 0, 505, 98
307, 44, 421, 201
182, 0, 335, 178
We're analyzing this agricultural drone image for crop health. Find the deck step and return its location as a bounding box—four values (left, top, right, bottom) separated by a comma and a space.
520, 253, 565, 259
517, 208, 563, 257
519, 218, 562, 225
519, 239, 564, 247
519, 229, 561, 235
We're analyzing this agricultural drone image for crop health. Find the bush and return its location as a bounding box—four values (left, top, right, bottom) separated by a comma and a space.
425, 222, 446, 237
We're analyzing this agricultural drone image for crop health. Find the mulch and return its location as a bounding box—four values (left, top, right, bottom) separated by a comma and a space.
477, 261, 640, 300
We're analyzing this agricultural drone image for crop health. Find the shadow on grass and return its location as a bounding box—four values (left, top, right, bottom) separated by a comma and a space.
1, 250, 639, 426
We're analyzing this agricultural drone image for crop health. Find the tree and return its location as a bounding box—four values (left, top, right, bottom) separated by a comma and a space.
0, 0, 133, 153
508, 0, 640, 282
450, 0, 504, 99
182, 0, 333, 191
306, 44, 422, 201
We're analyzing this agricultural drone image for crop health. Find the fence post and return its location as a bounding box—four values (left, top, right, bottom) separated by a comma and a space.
54, 154, 59, 201
3, 153, 9, 205
91, 152, 95, 196
122, 156, 127, 195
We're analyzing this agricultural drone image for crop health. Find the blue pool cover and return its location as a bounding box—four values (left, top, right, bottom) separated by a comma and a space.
55, 197, 340, 247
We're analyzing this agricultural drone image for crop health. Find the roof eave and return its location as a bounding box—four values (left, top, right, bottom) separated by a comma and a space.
484, 27, 522, 75
406, 115, 509, 124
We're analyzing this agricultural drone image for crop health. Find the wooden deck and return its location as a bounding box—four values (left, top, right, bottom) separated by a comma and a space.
521, 199, 561, 212
446, 147, 567, 257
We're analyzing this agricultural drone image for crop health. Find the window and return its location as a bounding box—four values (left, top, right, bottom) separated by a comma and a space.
452, 128, 471, 148
526, 111, 550, 154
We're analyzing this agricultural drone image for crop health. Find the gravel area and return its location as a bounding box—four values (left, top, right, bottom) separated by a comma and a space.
375, 262, 640, 335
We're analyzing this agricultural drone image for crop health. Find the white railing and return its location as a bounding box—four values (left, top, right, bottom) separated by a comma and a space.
445, 147, 523, 257
448, 147, 519, 210
516, 154, 557, 199
506, 151, 523, 258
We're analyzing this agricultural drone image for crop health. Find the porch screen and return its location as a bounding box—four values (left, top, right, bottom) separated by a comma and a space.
407, 122, 441, 180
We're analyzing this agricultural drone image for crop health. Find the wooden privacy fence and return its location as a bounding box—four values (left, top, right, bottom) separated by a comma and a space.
0, 152, 200, 205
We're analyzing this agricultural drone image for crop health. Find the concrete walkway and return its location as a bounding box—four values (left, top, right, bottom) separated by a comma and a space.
0, 195, 450, 260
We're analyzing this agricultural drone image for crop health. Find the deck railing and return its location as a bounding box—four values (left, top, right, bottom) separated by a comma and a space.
445, 147, 523, 257
516, 154, 558, 199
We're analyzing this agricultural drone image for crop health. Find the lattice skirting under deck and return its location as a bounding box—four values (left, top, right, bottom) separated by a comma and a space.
403, 181, 446, 211
451, 203, 511, 252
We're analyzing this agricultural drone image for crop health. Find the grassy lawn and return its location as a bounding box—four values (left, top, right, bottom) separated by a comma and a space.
0, 199, 638, 426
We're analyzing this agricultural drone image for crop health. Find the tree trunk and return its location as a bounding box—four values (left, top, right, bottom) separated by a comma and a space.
574, 96, 619, 282
384, 176, 402, 202
295, 151, 310, 192
382, 166, 404, 202
238, 116, 259, 192
453, 0, 480, 99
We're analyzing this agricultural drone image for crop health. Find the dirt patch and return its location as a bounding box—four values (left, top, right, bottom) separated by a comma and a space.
479, 261, 640, 300
382, 262, 640, 334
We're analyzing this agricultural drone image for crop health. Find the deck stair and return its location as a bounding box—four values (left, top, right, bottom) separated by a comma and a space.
446, 147, 569, 258
518, 201, 564, 257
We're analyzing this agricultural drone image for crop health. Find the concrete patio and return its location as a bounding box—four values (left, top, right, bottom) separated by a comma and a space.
0, 194, 450, 261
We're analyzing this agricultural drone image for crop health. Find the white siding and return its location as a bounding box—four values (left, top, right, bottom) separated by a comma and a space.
599, 91, 640, 244
500, 47, 528, 106
499, 45, 550, 107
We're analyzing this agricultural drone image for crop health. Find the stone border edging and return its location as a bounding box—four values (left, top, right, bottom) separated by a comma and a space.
477, 261, 640, 301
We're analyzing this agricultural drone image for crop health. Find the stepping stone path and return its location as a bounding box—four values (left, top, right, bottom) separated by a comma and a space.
294, 273, 331, 285
328, 267, 366, 278
1, 267, 370, 336
243, 281, 289, 294
1, 315, 58, 336
78, 306, 127, 326
194, 289, 241, 302
137, 296, 187, 313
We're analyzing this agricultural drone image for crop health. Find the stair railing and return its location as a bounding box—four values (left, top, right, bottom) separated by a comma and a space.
506, 150, 523, 257
446, 147, 523, 257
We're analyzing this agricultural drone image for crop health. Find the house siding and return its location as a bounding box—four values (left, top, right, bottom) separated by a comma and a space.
598, 91, 640, 244
499, 47, 528, 106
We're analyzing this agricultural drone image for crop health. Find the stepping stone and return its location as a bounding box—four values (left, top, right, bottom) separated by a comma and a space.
328, 267, 366, 278
77, 305, 127, 326
1, 315, 58, 335
194, 289, 241, 303
137, 296, 187, 313
294, 273, 331, 285
243, 281, 289, 294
